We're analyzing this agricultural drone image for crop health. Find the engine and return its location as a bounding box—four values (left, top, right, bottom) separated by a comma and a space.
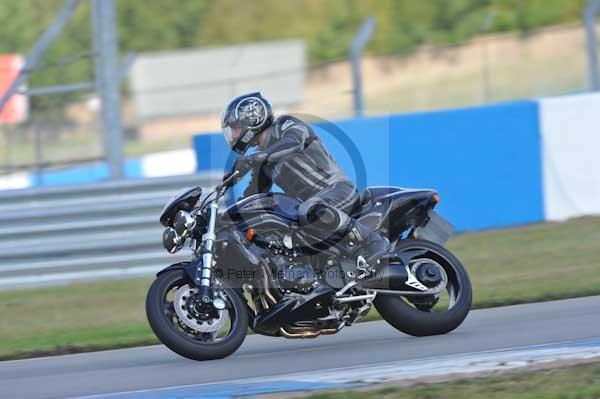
271, 255, 318, 294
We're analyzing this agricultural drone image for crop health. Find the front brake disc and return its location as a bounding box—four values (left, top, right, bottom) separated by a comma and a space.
174, 285, 228, 333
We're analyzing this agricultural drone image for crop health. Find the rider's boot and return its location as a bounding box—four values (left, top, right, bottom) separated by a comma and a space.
300, 202, 389, 272
343, 219, 390, 270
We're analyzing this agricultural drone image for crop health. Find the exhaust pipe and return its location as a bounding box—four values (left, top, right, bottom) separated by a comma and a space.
359, 261, 446, 295
360, 263, 410, 290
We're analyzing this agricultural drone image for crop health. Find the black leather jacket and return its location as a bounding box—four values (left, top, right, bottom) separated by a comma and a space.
244, 115, 353, 200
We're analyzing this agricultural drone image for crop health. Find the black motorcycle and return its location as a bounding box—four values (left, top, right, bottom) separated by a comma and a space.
146, 168, 472, 361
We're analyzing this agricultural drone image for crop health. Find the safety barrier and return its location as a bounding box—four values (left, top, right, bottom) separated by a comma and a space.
0, 149, 197, 190
0, 173, 219, 290
1, 92, 597, 289
194, 93, 600, 230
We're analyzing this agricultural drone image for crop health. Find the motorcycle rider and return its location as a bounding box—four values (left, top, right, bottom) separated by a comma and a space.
221, 92, 389, 267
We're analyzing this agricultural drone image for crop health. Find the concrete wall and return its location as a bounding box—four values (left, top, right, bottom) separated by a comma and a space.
540, 93, 600, 221
130, 40, 305, 120
193, 93, 600, 231
0, 150, 197, 189
193, 101, 543, 231
4, 92, 598, 232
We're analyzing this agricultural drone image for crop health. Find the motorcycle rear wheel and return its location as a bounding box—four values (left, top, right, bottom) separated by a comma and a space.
374, 239, 472, 337
146, 269, 248, 360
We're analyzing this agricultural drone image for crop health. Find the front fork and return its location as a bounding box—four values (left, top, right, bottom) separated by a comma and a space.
195, 201, 218, 304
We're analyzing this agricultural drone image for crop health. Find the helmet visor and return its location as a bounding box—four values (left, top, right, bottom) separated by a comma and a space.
223, 125, 242, 149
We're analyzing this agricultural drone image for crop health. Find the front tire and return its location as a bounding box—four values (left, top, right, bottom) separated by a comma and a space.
374, 239, 472, 337
146, 270, 248, 360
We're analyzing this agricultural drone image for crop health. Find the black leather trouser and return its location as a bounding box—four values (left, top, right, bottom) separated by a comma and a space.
298, 182, 389, 264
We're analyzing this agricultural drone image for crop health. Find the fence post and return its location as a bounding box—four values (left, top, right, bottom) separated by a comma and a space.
480, 12, 496, 102
92, 0, 124, 180
33, 124, 43, 185
350, 16, 376, 117
584, 0, 600, 91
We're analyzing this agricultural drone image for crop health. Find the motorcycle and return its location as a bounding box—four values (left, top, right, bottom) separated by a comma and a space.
146, 166, 472, 361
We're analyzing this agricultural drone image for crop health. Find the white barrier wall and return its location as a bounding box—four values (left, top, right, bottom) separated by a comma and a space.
140, 149, 196, 178
0, 172, 30, 190
540, 93, 600, 221
3, 92, 600, 230
0, 149, 197, 190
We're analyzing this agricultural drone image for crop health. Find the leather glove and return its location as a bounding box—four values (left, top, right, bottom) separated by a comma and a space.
233, 151, 268, 177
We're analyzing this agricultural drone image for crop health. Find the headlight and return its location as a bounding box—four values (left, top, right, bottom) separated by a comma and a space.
162, 227, 184, 254
173, 210, 196, 238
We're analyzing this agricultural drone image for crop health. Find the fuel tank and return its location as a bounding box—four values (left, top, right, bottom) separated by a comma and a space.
221, 193, 300, 229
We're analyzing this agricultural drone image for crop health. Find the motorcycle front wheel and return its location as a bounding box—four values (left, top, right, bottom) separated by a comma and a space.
146, 269, 248, 360
374, 239, 472, 337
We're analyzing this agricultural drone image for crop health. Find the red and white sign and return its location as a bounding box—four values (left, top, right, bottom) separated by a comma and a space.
0, 54, 28, 125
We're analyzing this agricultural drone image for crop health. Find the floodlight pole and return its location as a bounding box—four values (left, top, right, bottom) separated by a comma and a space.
585, 0, 600, 91
92, 0, 124, 179
350, 16, 376, 117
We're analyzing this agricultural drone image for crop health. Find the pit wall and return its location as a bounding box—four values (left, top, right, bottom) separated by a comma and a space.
2, 92, 598, 232
193, 93, 600, 231
0, 149, 197, 190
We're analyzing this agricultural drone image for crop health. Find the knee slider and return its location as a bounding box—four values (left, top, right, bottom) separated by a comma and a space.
298, 199, 340, 230
308, 203, 338, 228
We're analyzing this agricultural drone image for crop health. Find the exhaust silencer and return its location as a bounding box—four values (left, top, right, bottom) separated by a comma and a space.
360, 257, 445, 294
360, 263, 410, 290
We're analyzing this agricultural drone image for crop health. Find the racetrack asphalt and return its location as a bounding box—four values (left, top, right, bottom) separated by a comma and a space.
1, 295, 599, 399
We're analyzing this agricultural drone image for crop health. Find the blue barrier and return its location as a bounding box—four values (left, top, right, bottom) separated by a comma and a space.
193, 133, 246, 202
193, 133, 232, 173
389, 101, 544, 230
194, 101, 544, 231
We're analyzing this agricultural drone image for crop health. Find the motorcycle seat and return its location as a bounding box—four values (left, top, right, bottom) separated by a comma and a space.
351, 187, 437, 230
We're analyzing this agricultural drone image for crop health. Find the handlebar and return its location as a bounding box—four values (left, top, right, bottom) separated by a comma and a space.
213, 152, 266, 199
216, 170, 240, 193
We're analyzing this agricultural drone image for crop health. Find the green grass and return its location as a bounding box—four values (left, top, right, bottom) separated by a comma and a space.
0, 278, 156, 360
1, 217, 599, 360
300, 361, 600, 399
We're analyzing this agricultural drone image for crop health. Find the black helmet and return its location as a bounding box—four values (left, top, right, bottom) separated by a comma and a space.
221, 92, 274, 154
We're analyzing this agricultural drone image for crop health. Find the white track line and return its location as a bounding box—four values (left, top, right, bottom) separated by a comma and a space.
73, 337, 600, 399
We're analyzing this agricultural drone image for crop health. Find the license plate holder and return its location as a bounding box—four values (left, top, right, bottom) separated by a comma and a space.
414, 211, 455, 245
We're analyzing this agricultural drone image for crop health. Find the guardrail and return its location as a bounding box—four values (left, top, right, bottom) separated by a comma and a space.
0, 172, 220, 290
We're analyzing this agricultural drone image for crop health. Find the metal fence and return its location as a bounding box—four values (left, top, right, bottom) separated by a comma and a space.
0, 0, 124, 185
1, 5, 600, 187
358, 22, 599, 116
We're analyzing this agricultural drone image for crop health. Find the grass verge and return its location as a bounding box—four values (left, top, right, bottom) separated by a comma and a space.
297, 360, 600, 399
1, 217, 599, 360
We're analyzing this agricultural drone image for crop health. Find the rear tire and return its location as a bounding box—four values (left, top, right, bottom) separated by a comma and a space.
374, 239, 472, 337
146, 270, 248, 360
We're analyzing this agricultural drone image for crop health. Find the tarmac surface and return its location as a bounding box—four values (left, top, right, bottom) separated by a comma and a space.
1, 295, 599, 399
